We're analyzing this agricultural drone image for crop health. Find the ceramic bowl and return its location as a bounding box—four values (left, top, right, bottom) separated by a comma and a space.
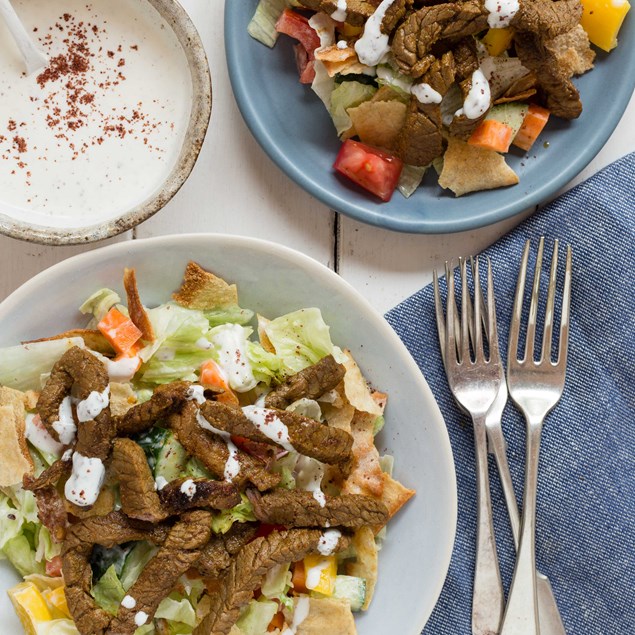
0, 234, 456, 634
0, 0, 211, 245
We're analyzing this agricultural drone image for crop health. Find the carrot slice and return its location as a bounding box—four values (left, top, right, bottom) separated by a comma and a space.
97, 307, 142, 355
268, 611, 285, 631
512, 104, 550, 151
468, 119, 514, 153
291, 560, 308, 594
200, 360, 239, 405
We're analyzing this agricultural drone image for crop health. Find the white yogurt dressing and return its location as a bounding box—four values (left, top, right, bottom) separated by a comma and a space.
76, 385, 110, 422
52, 395, 76, 445
411, 82, 443, 105
186, 384, 206, 405
155, 475, 168, 491
295, 456, 326, 508
241, 406, 295, 453
196, 337, 213, 350
281, 596, 311, 635
180, 478, 197, 499
196, 411, 241, 481
210, 324, 257, 393
318, 529, 342, 556
484, 0, 519, 28
331, 0, 348, 22
121, 595, 136, 609
134, 611, 149, 627
105, 356, 140, 382
25, 413, 65, 456
354, 0, 397, 66
65, 452, 106, 507
455, 69, 491, 119
0, 0, 192, 228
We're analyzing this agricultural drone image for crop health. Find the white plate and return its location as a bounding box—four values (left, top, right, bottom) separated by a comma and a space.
0, 234, 456, 634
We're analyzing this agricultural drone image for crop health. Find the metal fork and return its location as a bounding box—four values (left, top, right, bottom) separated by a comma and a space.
435, 259, 567, 635
435, 257, 505, 635
500, 238, 572, 635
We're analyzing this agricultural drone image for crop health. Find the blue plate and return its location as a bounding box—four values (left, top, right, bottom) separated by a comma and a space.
225, 2, 634, 233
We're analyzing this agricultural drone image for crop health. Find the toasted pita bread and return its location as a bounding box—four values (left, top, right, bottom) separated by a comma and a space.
109, 383, 137, 417
23, 329, 114, 357
439, 137, 519, 196
314, 45, 361, 77
0, 387, 34, 471
322, 400, 355, 434
341, 411, 384, 498
123, 268, 155, 342
291, 597, 356, 634
257, 315, 275, 353
346, 526, 378, 611
342, 352, 383, 417
372, 472, 416, 533
547, 24, 595, 77
347, 100, 407, 151
173, 262, 238, 310
0, 405, 33, 486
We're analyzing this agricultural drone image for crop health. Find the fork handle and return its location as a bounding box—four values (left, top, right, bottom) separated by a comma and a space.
472, 413, 505, 635
500, 418, 543, 635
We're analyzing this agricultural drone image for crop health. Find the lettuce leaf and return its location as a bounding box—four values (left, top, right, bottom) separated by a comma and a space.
3, 534, 43, 576
263, 308, 345, 374
329, 81, 377, 136
246, 341, 282, 385
79, 288, 121, 324
36, 620, 81, 635
204, 306, 254, 327
91, 564, 125, 615
235, 600, 278, 635
397, 164, 428, 198
120, 542, 158, 591
211, 495, 257, 534
0, 338, 85, 392
248, 0, 289, 48
155, 596, 197, 627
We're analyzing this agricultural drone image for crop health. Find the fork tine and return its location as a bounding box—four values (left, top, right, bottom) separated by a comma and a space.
541, 240, 559, 362
446, 261, 458, 364
557, 245, 573, 367
525, 236, 545, 363
509, 240, 531, 364
460, 257, 470, 364
433, 269, 446, 367
486, 257, 501, 363
473, 257, 484, 362
446, 260, 462, 362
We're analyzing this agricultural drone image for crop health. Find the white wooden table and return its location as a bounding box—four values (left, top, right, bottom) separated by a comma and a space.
1, 1, 633, 314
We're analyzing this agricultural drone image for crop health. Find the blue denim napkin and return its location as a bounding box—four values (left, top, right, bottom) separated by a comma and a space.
385, 152, 635, 634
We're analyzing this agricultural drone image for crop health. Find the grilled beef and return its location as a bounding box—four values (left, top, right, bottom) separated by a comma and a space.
264, 354, 345, 410
196, 522, 258, 578
200, 401, 354, 466
116, 381, 191, 436
511, 0, 582, 38
170, 403, 281, 492
23, 456, 70, 490
24, 479, 67, 542
158, 477, 241, 513
107, 510, 212, 634
247, 489, 389, 528
194, 529, 351, 635
112, 438, 167, 523
395, 97, 445, 166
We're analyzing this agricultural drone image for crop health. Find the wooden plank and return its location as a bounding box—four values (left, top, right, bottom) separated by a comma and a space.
135, 0, 336, 268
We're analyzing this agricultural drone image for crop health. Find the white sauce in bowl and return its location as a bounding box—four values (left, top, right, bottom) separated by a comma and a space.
0, 0, 192, 228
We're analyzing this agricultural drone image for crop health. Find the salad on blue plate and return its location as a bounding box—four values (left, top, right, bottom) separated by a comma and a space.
0, 262, 414, 635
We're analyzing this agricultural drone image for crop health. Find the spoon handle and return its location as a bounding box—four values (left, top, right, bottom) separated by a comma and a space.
0, 0, 48, 75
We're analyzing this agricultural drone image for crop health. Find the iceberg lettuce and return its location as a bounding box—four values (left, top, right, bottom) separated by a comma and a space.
248, 0, 288, 48
235, 599, 278, 635
79, 288, 121, 324
329, 81, 377, 136
91, 564, 125, 615
211, 495, 257, 534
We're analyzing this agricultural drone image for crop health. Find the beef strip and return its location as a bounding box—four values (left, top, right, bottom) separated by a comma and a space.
158, 477, 241, 513
170, 403, 281, 492
200, 401, 353, 466
392, 1, 488, 75
511, 0, 582, 39
107, 510, 213, 635
37, 346, 114, 461
23, 456, 70, 490
23, 476, 67, 542
112, 438, 167, 523
193, 529, 351, 635
115, 381, 192, 436
298, 0, 381, 26
247, 489, 389, 528
196, 522, 258, 578
513, 32, 582, 118
264, 354, 346, 410
394, 97, 444, 166
451, 37, 479, 80
62, 512, 170, 635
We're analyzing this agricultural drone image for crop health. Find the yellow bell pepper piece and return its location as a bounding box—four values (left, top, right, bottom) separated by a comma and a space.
340, 23, 363, 37
481, 28, 514, 56
580, 0, 630, 51
43, 586, 72, 619
303, 554, 337, 596
8, 582, 53, 635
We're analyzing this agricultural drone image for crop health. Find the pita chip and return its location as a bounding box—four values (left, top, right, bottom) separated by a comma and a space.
439, 137, 519, 196
173, 261, 238, 310
342, 411, 384, 498
292, 597, 356, 634
346, 526, 378, 611
109, 383, 138, 417
24, 329, 114, 357
347, 99, 407, 150
0, 405, 33, 486
123, 268, 155, 342
342, 352, 383, 417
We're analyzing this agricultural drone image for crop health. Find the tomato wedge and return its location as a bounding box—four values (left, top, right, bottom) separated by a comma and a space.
333, 140, 404, 202
276, 9, 320, 83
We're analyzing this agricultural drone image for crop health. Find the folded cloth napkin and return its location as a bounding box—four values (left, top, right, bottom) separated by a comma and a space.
385, 152, 635, 634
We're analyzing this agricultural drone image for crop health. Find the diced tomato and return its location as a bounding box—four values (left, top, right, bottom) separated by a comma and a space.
252, 524, 286, 541
97, 307, 143, 355
275, 9, 321, 56
231, 435, 273, 463
294, 43, 316, 84
45, 556, 63, 577
333, 140, 404, 202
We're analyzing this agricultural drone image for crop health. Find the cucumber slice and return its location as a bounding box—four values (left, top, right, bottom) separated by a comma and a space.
333, 575, 367, 612
154, 431, 188, 482
485, 103, 529, 137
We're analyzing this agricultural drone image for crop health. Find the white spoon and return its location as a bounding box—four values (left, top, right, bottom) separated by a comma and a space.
0, 0, 47, 75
